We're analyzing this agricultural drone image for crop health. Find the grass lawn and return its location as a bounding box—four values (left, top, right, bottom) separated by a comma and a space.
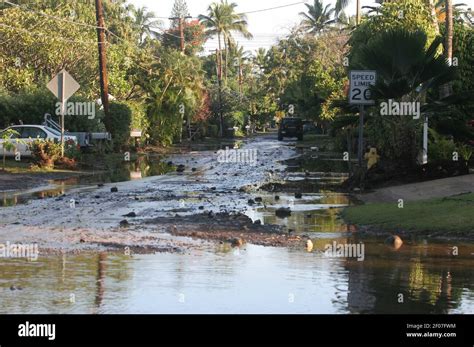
342, 193, 474, 234
1, 158, 84, 174
296, 134, 334, 149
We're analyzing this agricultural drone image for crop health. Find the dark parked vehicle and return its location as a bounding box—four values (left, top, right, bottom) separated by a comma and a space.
278, 117, 304, 141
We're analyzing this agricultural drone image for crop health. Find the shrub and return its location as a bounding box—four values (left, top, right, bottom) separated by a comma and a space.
0, 89, 106, 133
29, 139, 62, 169
207, 124, 219, 138
1, 129, 23, 171
128, 102, 149, 146
64, 139, 81, 160
29, 139, 79, 170
105, 102, 132, 151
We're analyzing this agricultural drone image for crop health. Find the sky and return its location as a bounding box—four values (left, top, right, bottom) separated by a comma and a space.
130, 0, 474, 54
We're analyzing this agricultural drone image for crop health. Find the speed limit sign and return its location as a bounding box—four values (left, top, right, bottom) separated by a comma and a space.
349, 70, 376, 105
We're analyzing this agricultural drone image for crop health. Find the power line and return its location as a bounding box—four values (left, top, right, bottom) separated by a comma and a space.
0, 23, 160, 74
239, 1, 308, 15
154, 1, 308, 19
0, 23, 104, 45
3, 0, 181, 40
1, 0, 164, 60
3, 0, 105, 30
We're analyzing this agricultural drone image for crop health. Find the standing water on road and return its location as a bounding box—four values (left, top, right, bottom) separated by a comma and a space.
1, 136, 473, 314
1, 241, 474, 314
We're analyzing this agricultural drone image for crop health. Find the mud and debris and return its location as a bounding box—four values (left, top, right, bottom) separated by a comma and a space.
146, 212, 309, 248
0, 135, 312, 253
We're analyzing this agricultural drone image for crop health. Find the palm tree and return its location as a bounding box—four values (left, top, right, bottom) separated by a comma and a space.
445, 0, 453, 61
229, 44, 251, 97
335, 0, 360, 25
132, 6, 162, 44
429, 0, 441, 34
335, 0, 350, 14
199, 1, 252, 84
351, 28, 457, 167
337, 11, 357, 29
434, 0, 468, 23
356, 30, 455, 100
254, 48, 267, 72
442, 0, 454, 97
299, 0, 336, 34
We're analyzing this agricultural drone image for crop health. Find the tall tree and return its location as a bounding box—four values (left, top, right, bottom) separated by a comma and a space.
429, 0, 441, 34
441, 0, 454, 97
254, 48, 267, 72
199, 1, 252, 85
132, 6, 162, 44
171, 0, 190, 18
170, 0, 191, 28
335, 0, 350, 15
445, 0, 454, 61
299, 0, 336, 34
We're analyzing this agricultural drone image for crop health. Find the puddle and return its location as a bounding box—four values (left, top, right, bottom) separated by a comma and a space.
245, 191, 352, 234
0, 155, 174, 207
1, 241, 473, 314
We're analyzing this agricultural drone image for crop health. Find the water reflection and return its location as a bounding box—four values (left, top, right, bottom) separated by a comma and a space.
1, 241, 473, 314
94, 253, 107, 311
1, 188, 67, 207
344, 240, 474, 314
0, 155, 174, 207
246, 191, 352, 234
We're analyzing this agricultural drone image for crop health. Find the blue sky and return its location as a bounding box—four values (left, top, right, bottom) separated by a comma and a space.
130, 0, 474, 53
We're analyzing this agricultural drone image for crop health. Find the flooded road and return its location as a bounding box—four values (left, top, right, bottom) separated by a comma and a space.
2, 241, 474, 314
1, 134, 474, 314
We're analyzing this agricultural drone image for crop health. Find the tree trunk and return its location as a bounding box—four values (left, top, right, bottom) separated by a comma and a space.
223, 34, 228, 86
441, 0, 454, 98
429, 0, 440, 35
217, 31, 223, 81
445, 0, 453, 61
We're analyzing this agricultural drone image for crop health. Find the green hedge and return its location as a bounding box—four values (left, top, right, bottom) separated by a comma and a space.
0, 89, 105, 132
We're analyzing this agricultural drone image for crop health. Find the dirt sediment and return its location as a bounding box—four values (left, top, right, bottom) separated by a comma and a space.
146, 212, 310, 248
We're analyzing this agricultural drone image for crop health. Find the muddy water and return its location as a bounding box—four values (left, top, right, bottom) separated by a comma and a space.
1, 135, 474, 314
1, 240, 474, 314
0, 155, 174, 207
245, 191, 351, 234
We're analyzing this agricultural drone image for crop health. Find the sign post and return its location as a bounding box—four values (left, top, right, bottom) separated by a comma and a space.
357, 105, 365, 166
422, 115, 429, 165
349, 70, 377, 166
47, 69, 80, 157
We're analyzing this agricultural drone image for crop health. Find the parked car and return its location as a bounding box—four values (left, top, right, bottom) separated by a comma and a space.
0, 125, 77, 157
278, 117, 304, 141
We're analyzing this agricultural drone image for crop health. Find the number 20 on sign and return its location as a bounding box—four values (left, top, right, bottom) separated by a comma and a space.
349, 70, 376, 105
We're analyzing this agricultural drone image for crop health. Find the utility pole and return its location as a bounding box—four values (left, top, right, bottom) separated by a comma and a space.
356, 0, 361, 26
95, 0, 109, 117
179, 18, 185, 52
169, 16, 192, 53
